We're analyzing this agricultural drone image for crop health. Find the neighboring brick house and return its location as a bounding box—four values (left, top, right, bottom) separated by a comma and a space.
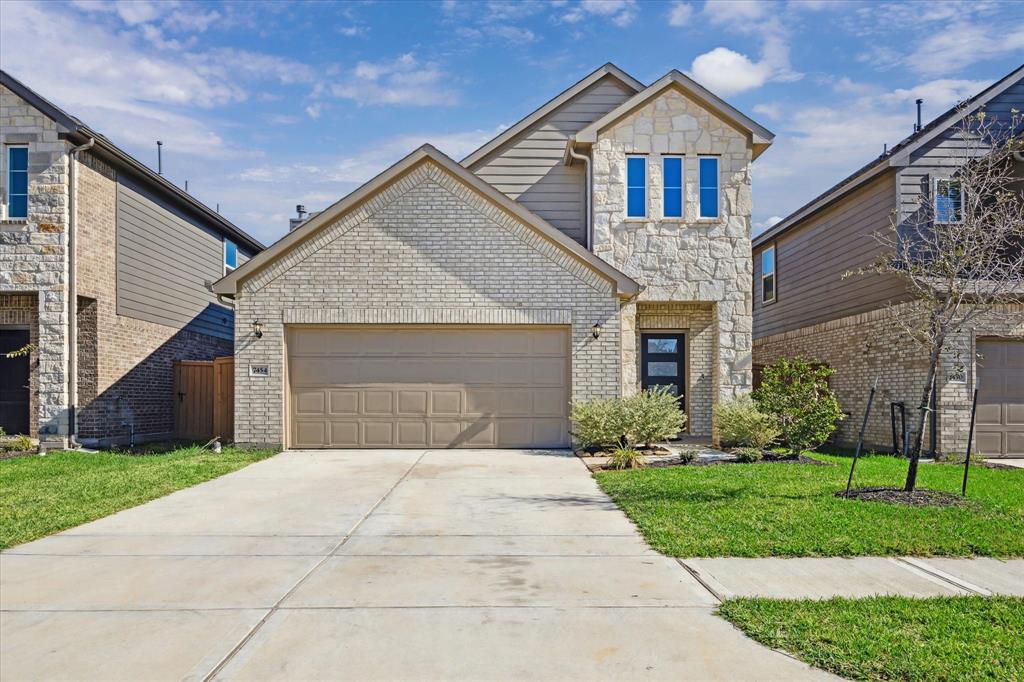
213, 64, 773, 449
0, 70, 263, 449
752, 65, 1024, 458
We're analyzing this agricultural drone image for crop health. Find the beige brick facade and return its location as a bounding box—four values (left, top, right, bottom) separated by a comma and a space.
591, 88, 755, 435
753, 303, 1024, 455
233, 160, 622, 447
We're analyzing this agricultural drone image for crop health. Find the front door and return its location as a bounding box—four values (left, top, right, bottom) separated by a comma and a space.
641, 333, 685, 403
0, 329, 31, 436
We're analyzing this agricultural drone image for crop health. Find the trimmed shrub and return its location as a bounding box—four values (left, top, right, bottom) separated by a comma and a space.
570, 397, 627, 449
607, 447, 645, 470
734, 447, 763, 463
623, 385, 687, 447
676, 447, 697, 464
714, 395, 780, 450
755, 357, 844, 454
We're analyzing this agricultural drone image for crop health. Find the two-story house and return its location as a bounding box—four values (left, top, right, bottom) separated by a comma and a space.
752, 65, 1024, 458
0, 70, 263, 449
212, 64, 773, 449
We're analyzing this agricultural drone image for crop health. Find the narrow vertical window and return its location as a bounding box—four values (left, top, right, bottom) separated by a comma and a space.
934, 179, 962, 223
663, 156, 683, 218
626, 155, 646, 218
6, 146, 28, 219
761, 245, 776, 304
698, 156, 719, 219
224, 239, 238, 273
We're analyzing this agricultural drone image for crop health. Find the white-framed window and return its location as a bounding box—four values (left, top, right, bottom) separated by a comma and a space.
223, 238, 238, 273
698, 156, 719, 219
626, 155, 646, 218
6, 145, 29, 219
662, 156, 683, 218
761, 245, 776, 304
934, 178, 962, 224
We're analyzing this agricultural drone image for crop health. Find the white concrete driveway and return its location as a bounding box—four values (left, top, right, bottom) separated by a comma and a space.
1, 449, 831, 681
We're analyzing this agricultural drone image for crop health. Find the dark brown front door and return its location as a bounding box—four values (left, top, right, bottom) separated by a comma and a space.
641, 333, 685, 401
0, 329, 31, 436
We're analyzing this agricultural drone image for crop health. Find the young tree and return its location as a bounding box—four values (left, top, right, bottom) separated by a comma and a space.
858, 107, 1024, 492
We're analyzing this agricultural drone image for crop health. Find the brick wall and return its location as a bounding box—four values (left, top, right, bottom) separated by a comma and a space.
73, 152, 232, 444
234, 160, 622, 447
753, 303, 1024, 455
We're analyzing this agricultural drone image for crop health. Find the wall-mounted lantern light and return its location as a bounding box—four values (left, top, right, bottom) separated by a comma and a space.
591, 322, 602, 339
251, 319, 263, 339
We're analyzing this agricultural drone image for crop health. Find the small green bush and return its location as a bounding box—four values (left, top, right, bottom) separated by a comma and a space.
607, 447, 645, 470
676, 447, 697, 464
755, 357, 844, 454
571, 387, 686, 450
734, 447, 763, 463
570, 396, 628, 449
623, 386, 687, 447
714, 395, 780, 450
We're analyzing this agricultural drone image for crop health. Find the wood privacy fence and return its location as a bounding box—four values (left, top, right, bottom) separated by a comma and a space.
173, 357, 234, 442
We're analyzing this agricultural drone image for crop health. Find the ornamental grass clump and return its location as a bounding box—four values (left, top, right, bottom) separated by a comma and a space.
607, 446, 645, 470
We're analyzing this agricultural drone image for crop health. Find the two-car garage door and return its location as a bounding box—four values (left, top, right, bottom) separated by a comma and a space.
288, 326, 570, 449
976, 339, 1024, 457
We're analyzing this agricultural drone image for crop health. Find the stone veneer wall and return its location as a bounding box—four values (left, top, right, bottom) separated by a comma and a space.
753, 303, 1024, 455
590, 87, 754, 426
73, 152, 231, 444
0, 293, 39, 435
234, 160, 621, 447
0, 84, 70, 448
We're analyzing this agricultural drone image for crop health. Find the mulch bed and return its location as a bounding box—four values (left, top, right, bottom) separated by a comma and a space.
761, 453, 832, 466
0, 449, 36, 461
836, 486, 967, 507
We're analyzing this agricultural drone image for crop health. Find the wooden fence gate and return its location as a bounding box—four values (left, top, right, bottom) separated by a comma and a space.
173, 357, 234, 441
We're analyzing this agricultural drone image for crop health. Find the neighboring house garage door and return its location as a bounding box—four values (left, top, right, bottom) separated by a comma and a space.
976, 339, 1024, 457
287, 326, 570, 449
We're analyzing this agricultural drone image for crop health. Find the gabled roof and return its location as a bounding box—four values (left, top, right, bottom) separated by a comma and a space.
212, 144, 641, 297
0, 69, 264, 253
460, 63, 644, 168
753, 63, 1024, 249
574, 70, 775, 160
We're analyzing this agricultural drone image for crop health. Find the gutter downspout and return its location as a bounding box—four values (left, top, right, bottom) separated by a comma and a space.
567, 142, 593, 250
67, 136, 95, 447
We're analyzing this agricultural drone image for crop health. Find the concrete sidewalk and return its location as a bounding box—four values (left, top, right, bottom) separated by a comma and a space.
681, 556, 1024, 600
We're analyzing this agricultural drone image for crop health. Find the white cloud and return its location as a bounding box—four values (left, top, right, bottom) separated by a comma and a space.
702, 0, 768, 24
330, 54, 457, 107
690, 48, 773, 96
905, 22, 1024, 76
753, 102, 782, 120
666, 2, 693, 26
753, 216, 783, 233
337, 25, 368, 37
562, 0, 638, 27
877, 79, 993, 112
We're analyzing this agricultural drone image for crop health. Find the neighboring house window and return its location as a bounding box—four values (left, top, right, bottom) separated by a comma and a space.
224, 239, 238, 273
6, 146, 28, 219
663, 156, 683, 218
626, 155, 646, 218
698, 156, 719, 219
934, 179, 962, 223
761, 245, 776, 304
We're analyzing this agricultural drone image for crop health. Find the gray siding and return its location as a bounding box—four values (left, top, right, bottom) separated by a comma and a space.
898, 80, 1024, 223
753, 171, 906, 339
116, 176, 247, 340
469, 75, 634, 245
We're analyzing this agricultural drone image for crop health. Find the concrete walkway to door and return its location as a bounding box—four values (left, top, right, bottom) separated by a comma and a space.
1, 449, 833, 681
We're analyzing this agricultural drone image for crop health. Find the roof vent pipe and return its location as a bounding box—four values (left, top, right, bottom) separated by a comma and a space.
296, 204, 307, 220
914, 99, 923, 133
156, 140, 163, 174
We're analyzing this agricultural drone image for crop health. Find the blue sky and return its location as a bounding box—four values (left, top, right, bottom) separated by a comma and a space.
1, 0, 1022, 246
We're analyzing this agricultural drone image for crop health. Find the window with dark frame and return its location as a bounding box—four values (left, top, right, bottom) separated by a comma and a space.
761, 245, 776, 304
640, 333, 685, 404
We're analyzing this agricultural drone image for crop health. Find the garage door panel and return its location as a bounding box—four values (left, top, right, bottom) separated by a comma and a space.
976, 339, 1024, 457
288, 327, 570, 449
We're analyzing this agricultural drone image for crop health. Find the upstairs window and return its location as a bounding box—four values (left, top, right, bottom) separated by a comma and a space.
663, 156, 683, 218
626, 155, 646, 218
6, 146, 28, 219
761, 245, 776, 304
224, 239, 238, 273
934, 179, 962, 223
698, 156, 719, 219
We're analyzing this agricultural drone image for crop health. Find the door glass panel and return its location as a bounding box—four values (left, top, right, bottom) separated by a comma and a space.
647, 361, 678, 377
646, 338, 678, 354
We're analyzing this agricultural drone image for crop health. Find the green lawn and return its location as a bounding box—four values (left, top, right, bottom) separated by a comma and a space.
594, 455, 1024, 557
0, 444, 278, 549
719, 596, 1024, 682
